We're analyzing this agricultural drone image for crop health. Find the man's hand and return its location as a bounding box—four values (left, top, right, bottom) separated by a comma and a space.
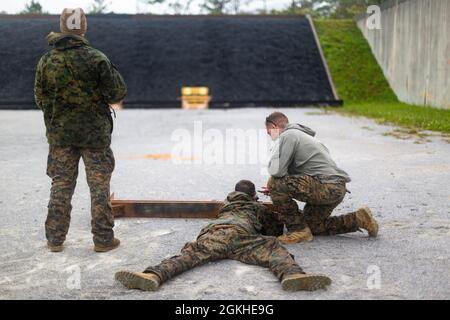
109, 100, 123, 110
258, 186, 270, 196
258, 177, 273, 196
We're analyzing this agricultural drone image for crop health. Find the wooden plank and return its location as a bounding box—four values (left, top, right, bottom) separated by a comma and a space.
111, 200, 273, 219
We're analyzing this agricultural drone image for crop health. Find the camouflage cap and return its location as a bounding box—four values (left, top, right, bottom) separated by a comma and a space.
60, 8, 87, 36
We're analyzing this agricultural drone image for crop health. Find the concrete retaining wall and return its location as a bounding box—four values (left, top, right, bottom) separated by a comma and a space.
357, 0, 450, 109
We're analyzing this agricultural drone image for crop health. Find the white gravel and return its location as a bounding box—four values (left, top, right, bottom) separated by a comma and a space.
0, 108, 449, 300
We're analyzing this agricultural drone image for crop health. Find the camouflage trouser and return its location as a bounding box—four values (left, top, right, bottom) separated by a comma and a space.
268, 175, 359, 235
144, 226, 304, 283
45, 145, 115, 246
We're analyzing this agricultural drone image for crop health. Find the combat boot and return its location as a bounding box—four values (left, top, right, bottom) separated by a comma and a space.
356, 207, 379, 237
115, 271, 160, 291
94, 238, 120, 252
277, 226, 313, 244
282, 273, 331, 291
47, 242, 64, 253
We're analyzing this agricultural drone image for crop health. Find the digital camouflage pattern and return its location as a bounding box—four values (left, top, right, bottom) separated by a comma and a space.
36, 32, 125, 246
34, 32, 127, 148
200, 191, 284, 237
268, 175, 360, 235
144, 192, 303, 283
45, 145, 115, 246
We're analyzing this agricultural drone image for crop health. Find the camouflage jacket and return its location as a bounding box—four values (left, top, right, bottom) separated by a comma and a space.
199, 191, 283, 237
34, 32, 127, 148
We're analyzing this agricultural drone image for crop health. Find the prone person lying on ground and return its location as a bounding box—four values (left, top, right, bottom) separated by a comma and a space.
115, 180, 332, 292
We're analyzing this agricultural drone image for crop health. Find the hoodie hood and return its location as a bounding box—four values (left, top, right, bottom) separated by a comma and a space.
283, 123, 316, 137
224, 191, 255, 205
47, 32, 89, 50
199, 190, 262, 236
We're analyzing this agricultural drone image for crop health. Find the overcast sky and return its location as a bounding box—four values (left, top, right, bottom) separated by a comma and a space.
0, 0, 293, 14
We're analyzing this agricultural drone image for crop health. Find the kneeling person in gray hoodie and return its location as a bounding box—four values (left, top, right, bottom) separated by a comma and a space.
264, 112, 379, 244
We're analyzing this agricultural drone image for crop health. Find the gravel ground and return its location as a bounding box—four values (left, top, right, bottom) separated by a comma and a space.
0, 108, 449, 300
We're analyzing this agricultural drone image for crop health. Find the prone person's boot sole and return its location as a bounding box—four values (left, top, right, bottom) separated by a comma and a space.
115, 271, 159, 291
282, 274, 331, 291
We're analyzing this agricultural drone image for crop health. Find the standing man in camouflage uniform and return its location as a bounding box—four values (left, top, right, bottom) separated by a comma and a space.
115, 180, 332, 292
34, 8, 127, 252
264, 112, 378, 244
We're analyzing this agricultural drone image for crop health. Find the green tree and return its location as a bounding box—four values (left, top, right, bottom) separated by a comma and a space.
21, 0, 43, 14
330, 0, 385, 19
229, 0, 253, 14
200, 0, 254, 14
168, 0, 195, 14
270, 0, 326, 17
200, 0, 232, 14
145, 0, 166, 6
89, 0, 110, 14
271, 0, 387, 19
143, 0, 185, 14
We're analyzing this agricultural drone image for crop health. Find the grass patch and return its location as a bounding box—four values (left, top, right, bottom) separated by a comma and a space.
314, 19, 450, 134
341, 102, 450, 133
314, 19, 397, 103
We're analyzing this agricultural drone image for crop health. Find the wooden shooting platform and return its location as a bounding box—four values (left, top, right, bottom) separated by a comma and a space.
111, 198, 273, 219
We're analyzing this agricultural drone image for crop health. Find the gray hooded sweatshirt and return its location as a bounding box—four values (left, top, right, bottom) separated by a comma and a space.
268, 123, 351, 183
